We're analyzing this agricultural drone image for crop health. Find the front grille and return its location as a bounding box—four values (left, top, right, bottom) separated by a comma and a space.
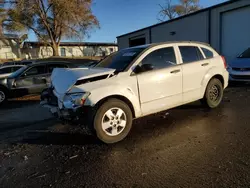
231, 75, 250, 80
232, 67, 250, 71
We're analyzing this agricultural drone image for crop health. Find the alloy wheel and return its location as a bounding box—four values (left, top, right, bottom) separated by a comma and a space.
101, 107, 127, 136
0, 91, 5, 103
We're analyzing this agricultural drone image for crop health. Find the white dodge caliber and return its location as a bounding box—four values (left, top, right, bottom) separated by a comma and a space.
41, 41, 229, 143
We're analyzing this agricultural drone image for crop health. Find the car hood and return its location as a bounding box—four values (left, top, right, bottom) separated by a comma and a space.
230, 58, 250, 68
51, 67, 115, 94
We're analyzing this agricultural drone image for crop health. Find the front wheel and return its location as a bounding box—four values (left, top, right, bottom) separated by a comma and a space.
201, 78, 223, 108
93, 99, 133, 144
0, 88, 7, 105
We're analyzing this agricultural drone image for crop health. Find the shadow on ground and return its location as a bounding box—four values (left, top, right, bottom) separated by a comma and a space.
19, 131, 101, 146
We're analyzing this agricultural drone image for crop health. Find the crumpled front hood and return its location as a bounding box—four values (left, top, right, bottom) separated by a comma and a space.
51, 67, 115, 94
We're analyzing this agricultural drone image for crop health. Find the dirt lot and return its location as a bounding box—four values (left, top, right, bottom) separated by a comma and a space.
1, 84, 250, 188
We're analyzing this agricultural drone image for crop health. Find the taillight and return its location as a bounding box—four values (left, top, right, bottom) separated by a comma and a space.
221, 56, 227, 69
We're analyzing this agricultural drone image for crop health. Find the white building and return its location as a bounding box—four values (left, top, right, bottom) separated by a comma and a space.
0, 34, 21, 60
117, 0, 250, 62
22, 41, 118, 59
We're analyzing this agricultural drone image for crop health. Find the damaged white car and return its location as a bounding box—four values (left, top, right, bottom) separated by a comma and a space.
41, 42, 229, 143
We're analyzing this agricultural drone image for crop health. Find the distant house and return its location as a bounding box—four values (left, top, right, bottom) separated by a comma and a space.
22, 41, 118, 59
0, 34, 21, 60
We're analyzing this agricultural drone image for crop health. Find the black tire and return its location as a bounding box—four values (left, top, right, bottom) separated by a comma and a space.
201, 78, 223, 108
0, 87, 8, 105
93, 99, 133, 144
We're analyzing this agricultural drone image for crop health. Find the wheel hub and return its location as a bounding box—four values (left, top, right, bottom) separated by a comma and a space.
0, 91, 5, 103
209, 85, 220, 101
101, 108, 127, 136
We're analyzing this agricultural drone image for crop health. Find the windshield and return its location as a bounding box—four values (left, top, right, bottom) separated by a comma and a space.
8, 66, 27, 78
95, 47, 146, 72
238, 48, 250, 58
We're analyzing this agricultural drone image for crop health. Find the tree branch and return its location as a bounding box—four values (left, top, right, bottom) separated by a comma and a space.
36, 0, 54, 44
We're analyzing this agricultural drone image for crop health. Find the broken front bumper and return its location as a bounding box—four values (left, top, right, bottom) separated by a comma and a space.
40, 88, 91, 121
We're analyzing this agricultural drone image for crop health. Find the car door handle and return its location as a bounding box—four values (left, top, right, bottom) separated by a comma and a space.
201, 63, 209, 66
170, 69, 181, 74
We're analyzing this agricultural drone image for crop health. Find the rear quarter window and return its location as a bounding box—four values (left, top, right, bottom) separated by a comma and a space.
201, 47, 214, 59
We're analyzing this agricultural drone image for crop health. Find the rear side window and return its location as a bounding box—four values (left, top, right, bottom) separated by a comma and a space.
0, 67, 12, 74
179, 46, 204, 63
47, 63, 68, 73
141, 47, 177, 70
201, 47, 214, 59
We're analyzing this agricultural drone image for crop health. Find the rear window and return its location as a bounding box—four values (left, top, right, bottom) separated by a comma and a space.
238, 48, 250, 58
179, 46, 204, 63
201, 47, 214, 59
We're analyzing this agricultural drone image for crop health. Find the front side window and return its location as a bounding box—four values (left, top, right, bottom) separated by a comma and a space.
201, 47, 214, 59
24, 65, 46, 76
238, 48, 250, 58
140, 47, 177, 70
96, 47, 146, 72
9, 66, 27, 78
179, 46, 204, 63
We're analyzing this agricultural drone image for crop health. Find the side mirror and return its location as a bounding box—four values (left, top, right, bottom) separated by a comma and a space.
141, 64, 154, 71
134, 64, 154, 74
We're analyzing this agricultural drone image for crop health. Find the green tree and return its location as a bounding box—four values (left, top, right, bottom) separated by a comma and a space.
159, 0, 202, 21
3, 0, 99, 56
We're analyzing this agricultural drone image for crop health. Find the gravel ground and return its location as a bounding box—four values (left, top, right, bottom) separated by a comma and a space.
0, 85, 250, 188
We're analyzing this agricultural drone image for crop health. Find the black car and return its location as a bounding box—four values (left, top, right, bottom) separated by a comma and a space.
0, 61, 77, 104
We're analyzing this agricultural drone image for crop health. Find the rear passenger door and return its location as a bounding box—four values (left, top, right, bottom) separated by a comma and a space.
178, 45, 211, 103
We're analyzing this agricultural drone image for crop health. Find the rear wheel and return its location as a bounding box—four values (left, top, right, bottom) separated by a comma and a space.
201, 78, 223, 108
0, 88, 7, 105
93, 99, 133, 144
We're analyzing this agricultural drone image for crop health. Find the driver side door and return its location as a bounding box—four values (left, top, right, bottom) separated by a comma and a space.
136, 46, 183, 116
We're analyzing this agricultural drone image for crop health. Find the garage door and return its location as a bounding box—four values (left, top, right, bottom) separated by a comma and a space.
129, 35, 146, 47
221, 6, 250, 63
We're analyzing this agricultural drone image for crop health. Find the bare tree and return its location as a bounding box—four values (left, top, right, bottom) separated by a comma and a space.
3, 0, 99, 56
158, 0, 202, 21
174, 0, 201, 16
158, 0, 177, 21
